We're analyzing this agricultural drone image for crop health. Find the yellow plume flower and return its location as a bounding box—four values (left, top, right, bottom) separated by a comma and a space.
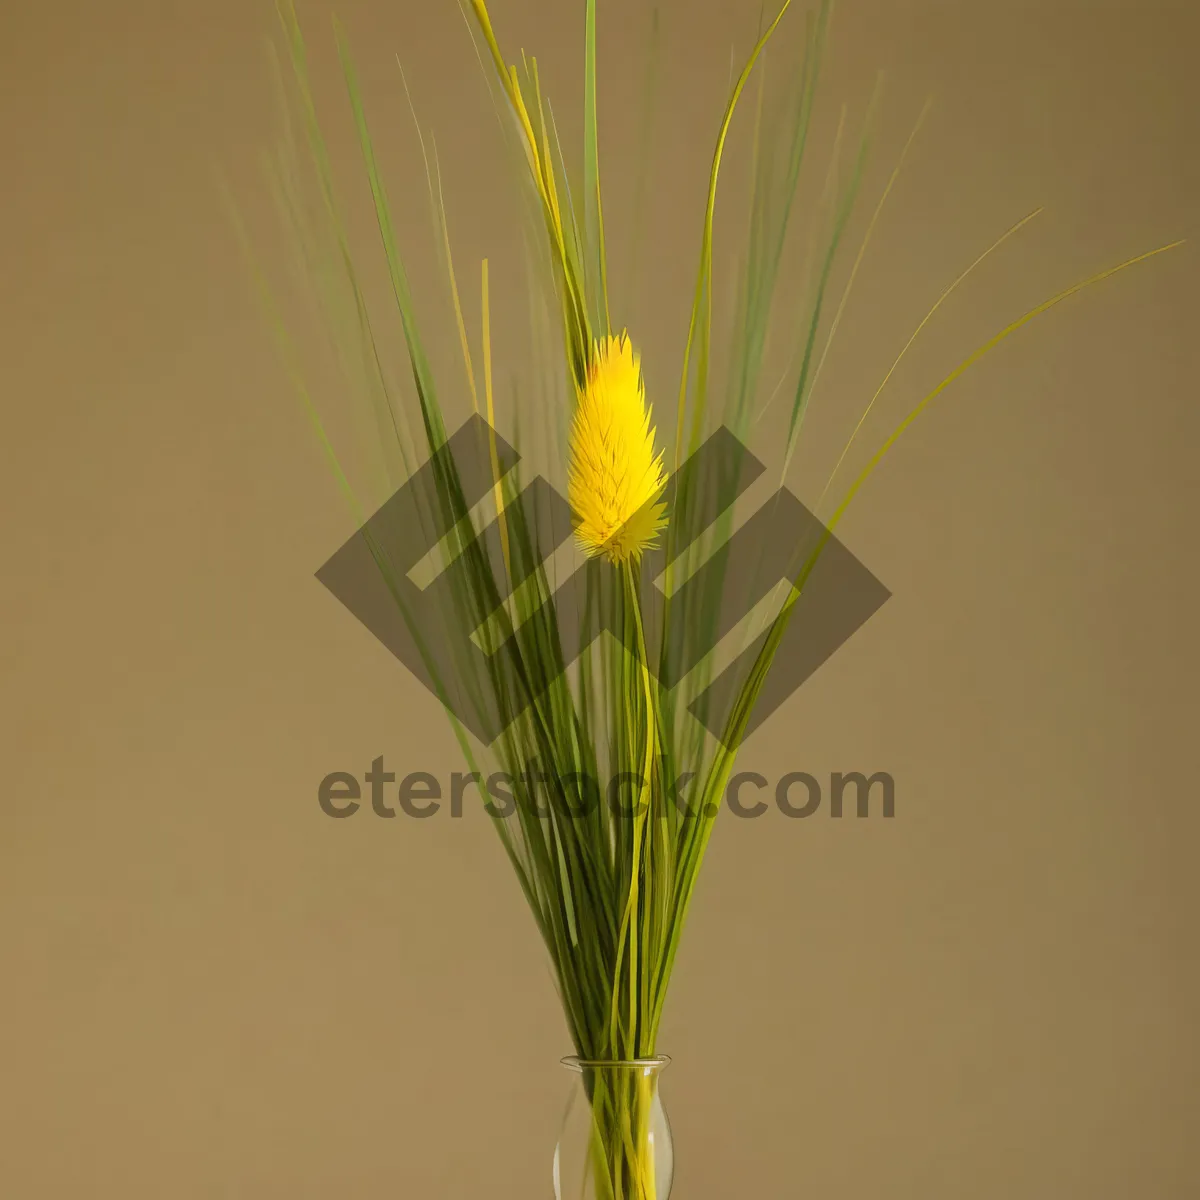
568, 333, 668, 565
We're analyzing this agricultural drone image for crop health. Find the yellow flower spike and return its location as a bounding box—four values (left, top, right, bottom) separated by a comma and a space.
568, 333, 668, 565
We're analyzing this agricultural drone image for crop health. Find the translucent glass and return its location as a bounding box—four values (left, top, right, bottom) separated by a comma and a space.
554, 1056, 673, 1200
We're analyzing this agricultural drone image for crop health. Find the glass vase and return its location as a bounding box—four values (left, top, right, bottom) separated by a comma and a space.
554, 1056, 673, 1200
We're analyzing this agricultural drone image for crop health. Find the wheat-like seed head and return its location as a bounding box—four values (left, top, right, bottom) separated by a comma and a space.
568, 333, 668, 565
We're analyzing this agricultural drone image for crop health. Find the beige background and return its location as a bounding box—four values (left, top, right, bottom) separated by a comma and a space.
2, 0, 1197, 1196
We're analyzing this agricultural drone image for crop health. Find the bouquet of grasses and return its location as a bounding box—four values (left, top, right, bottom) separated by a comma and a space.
233, 0, 1179, 1194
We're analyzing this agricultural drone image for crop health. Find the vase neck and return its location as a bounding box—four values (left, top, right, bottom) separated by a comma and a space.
561, 1055, 670, 1081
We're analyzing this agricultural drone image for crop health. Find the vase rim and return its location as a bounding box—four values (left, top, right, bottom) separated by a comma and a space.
560, 1055, 671, 1071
